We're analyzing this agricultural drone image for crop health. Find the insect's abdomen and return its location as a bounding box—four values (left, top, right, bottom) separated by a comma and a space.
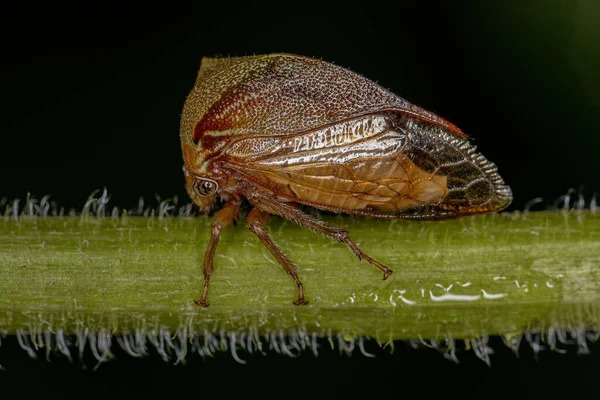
284, 152, 449, 213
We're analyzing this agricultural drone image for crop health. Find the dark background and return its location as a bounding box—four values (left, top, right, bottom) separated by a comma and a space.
1, 1, 599, 398
2, 1, 599, 211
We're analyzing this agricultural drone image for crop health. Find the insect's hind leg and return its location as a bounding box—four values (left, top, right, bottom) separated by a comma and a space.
341, 235, 393, 280
252, 196, 393, 280
247, 207, 308, 305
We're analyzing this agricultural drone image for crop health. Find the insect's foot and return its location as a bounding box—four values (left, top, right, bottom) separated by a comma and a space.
195, 299, 210, 307
382, 269, 393, 280
293, 298, 309, 306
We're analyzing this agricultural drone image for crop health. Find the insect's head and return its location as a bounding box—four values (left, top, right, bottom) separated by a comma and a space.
183, 165, 218, 212
180, 139, 219, 212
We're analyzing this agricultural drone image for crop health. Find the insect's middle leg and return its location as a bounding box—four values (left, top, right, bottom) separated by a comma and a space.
196, 203, 240, 307
247, 207, 308, 306
253, 196, 393, 280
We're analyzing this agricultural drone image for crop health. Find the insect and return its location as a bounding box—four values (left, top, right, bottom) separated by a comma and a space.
180, 53, 512, 306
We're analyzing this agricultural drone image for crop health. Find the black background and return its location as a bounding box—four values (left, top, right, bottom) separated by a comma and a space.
2, 1, 599, 211
1, 1, 599, 398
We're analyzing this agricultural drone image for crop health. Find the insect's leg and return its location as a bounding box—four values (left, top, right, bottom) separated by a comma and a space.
253, 196, 392, 280
247, 207, 308, 306
196, 203, 240, 307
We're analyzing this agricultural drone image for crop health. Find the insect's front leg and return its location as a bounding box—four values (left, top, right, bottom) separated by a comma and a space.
196, 202, 240, 307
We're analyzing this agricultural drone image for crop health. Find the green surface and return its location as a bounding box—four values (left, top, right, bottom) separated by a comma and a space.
0, 210, 599, 346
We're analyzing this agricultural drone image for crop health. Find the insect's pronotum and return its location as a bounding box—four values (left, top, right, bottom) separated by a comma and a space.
180, 53, 512, 306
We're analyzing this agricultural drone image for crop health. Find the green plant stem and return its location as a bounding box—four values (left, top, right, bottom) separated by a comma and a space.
0, 211, 599, 342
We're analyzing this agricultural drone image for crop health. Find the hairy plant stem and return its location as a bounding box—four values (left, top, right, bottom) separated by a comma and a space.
0, 211, 598, 342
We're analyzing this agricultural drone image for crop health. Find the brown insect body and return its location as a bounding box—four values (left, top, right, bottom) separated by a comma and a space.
180, 53, 512, 306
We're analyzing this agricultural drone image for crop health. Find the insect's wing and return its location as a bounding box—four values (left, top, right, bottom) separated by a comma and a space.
222, 113, 512, 219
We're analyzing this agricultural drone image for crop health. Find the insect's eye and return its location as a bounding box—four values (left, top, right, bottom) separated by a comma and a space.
193, 178, 218, 197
